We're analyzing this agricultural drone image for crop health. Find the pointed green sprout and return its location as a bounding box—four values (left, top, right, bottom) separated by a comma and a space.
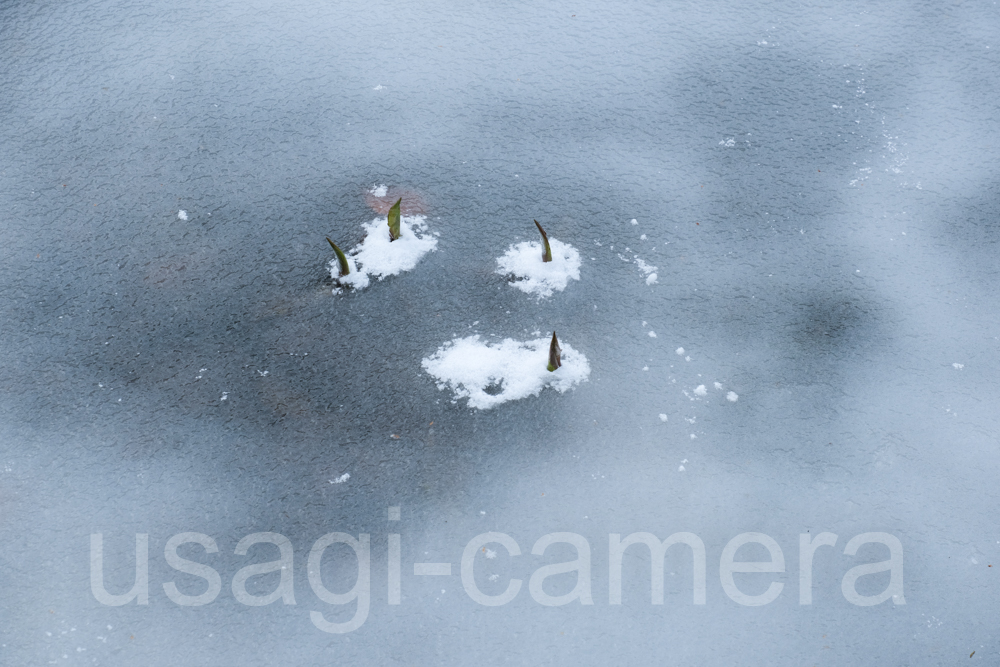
387, 197, 402, 241
534, 220, 552, 262
327, 237, 350, 277
547, 331, 562, 372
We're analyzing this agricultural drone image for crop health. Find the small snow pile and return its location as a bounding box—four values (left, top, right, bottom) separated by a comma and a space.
727, 391, 739, 402
422, 335, 590, 409
330, 215, 437, 292
177, 210, 188, 221
635, 257, 657, 285
496, 239, 581, 299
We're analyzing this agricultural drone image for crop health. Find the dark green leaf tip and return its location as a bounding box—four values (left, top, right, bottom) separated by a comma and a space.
327, 237, 350, 277
535, 219, 552, 262
388, 198, 402, 241
547, 331, 562, 372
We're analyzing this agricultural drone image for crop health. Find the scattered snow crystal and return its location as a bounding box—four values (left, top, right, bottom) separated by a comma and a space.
330, 473, 350, 484
952, 363, 964, 370
496, 238, 581, 298
369, 184, 388, 197
422, 335, 590, 409
331, 215, 437, 291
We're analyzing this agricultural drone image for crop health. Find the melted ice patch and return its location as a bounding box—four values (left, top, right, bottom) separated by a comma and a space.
422, 335, 590, 409
330, 215, 437, 292
496, 238, 581, 299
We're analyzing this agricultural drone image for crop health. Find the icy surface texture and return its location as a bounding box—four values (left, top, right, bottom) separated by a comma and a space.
0, 0, 999, 664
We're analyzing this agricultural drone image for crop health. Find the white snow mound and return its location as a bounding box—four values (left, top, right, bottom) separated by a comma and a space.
495, 238, 581, 298
422, 335, 590, 409
330, 215, 437, 292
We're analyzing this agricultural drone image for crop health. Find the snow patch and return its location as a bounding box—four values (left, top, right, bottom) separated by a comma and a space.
648, 331, 657, 338
694, 384, 707, 396
331, 215, 437, 291
496, 238, 581, 298
659, 414, 668, 422
676, 347, 685, 355
952, 363, 964, 370
634, 257, 657, 282
369, 184, 388, 197
177, 210, 188, 221
422, 335, 590, 409
329, 473, 350, 484
727, 391, 739, 402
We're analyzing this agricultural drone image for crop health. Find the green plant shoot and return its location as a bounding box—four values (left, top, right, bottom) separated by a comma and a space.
388, 197, 402, 241
534, 220, 552, 262
327, 237, 350, 277
547, 331, 562, 372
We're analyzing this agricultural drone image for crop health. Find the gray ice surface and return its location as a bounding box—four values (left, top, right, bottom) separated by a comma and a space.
1, 0, 999, 664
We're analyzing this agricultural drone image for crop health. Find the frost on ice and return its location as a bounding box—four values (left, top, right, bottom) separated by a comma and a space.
330, 215, 437, 292
422, 335, 590, 409
495, 238, 581, 299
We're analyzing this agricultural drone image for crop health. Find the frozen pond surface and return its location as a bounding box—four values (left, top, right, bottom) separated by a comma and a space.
1, 0, 999, 663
